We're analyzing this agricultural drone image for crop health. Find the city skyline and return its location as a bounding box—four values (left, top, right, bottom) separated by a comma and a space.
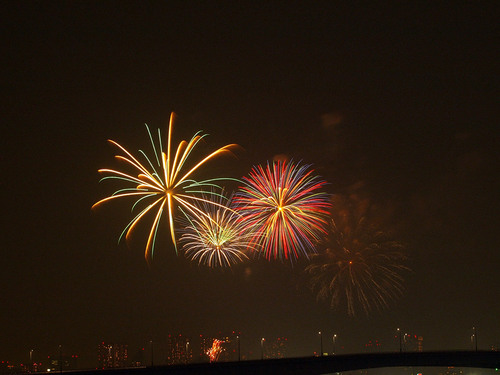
1, 329, 443, 370
2, 1, 498, 371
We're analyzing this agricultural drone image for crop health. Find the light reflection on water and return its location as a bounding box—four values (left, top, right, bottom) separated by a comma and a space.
326, 367, 498, 375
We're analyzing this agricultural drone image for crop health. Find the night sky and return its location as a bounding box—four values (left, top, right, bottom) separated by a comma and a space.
2, 1, 499, 368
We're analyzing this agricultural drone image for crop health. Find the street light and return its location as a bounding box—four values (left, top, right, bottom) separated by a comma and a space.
237, 335, 240, 361
397, 328, 402, 353
332, 334, 337, 355
150, 340, 153, 367
472, 327, 478, 351
318, 331, 323, 356
261, 338, 265, 360
58, 345, 62, 374
30, 349, 33, 373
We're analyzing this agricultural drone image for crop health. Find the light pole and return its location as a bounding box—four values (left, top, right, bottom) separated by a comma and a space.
150, 340, 153, 366
59, 345, 62, 374
30, 349, 33, 373
260, 338, 265, 360
332, 334, 337, 355
318, 331, 323, 356
237, 335, 240, 361
397, 328, 402, 353
472, 327, 478, 351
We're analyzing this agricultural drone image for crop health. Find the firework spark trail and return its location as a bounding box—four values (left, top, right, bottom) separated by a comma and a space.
233, 161, 331, 262
305, 196, 410, 316
206, 339, 224, 362
178, 192, 256, 268
92, 112, 238, 262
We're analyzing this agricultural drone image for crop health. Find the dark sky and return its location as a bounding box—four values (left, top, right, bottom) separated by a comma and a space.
2, 1, 499, 368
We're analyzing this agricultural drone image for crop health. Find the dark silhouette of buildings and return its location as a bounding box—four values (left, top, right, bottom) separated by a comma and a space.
97, 342, 128, 369
166, 335, 192, 365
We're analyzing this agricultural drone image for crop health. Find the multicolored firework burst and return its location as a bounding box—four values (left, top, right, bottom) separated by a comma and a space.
178, 192, 254, 268
92, 112, 237, 261
305, 195, 410, 316
233, 161, 331, 262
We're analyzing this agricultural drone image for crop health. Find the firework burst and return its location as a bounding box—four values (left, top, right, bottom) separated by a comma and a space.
206, 339, 224, 362
305, 195, 410, 316
178, 192, 255, 268
233, 161, 331, 262
92, 112, 237, 261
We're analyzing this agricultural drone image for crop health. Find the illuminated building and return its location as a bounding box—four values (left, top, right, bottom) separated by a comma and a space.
417, 336, 423, 352
265, 337, 288, 359
0, 361, 14, 373
403, 333, 423, 352
130, 347, 146, 367
46, 353, 78, 371
218, 332, 239, 362
364, 339, 382, 352
166, 334, 193, 365
97, 342, 128, 369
